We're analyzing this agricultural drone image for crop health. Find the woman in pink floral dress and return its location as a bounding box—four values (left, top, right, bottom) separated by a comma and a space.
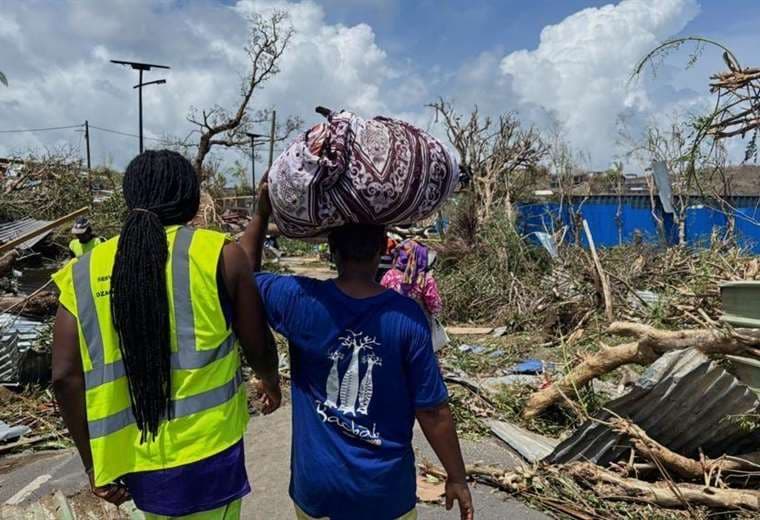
381, 239, 449, 350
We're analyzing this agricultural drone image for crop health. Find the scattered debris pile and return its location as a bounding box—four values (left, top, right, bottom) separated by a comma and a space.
220, 208, 252, 234
1, 490, 142, 520
434, 332, 760, 517
0, 386, 67, 455
434, 222, 760, 517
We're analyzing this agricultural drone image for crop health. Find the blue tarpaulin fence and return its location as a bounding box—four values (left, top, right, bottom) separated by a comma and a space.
518, 196, 760, 253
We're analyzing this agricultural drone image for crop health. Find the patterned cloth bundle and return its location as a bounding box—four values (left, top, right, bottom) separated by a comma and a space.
268, 110, 459, 237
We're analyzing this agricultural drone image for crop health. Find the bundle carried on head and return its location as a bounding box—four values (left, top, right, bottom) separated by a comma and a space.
268, 108, 459, 238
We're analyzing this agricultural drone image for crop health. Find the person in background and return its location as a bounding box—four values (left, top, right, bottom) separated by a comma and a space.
381, 240, 449, 351
68, 217, 104, 258
375, 234, 399, 282
240, 179, 473, 520
52, 150, 280, 519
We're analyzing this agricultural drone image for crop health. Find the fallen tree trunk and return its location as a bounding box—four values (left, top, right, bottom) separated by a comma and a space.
0, 291, 58, 317
524, 340, 650, 419
567, 462, 760, 511
611, 418, 760, 483
609, 322, 750, 354
0, 250, 19, 279
422, 459, 760, 513
420, 460, 531, 494
523, 322, 755, 418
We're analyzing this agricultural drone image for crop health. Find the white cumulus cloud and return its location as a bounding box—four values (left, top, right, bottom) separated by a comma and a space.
500, 0, 701, 168
0, 0, 418, 170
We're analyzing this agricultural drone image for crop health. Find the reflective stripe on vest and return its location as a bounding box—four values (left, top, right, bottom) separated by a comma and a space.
88, 370, 243, 439
74, 227, 238, 438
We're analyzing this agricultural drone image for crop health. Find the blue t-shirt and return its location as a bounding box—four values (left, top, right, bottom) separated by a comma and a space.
256, 274, 448, 520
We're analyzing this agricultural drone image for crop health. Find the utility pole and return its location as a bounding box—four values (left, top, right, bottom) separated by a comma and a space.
110, 60, 170, 153
84, 120, 92, 197
84, 120, 91, 170
268, 110, 276, 169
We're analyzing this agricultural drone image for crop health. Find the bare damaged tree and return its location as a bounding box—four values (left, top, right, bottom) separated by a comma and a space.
546, 117, 579, 215
621, 114, 731, 245
623, 117, 692, 244
429, 99, 547, 225
634, 36, 760, 160
188, 11, 300, 179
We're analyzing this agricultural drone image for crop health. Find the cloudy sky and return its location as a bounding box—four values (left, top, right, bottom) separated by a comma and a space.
1, 0, 758, 174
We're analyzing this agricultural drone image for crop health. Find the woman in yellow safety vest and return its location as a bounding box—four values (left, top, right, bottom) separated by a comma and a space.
52, 150, 281, 519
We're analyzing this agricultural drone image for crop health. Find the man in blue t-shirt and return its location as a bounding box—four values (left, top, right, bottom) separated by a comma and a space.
241, 182, 474, 520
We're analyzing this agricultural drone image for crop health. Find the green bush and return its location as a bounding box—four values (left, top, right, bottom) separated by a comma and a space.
436, 215, 551, 326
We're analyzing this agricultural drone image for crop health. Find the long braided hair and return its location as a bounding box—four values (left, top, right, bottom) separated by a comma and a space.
111, 150, 200, 442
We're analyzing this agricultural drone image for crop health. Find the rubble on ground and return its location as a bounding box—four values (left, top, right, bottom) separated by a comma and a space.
2, 184, 759, 518
434, 234, 760, 518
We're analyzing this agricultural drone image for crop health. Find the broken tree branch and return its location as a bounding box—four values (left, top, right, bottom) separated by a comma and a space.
524, 341, 649, 419
567, 462, 760, 511
524, 321, 756, 418
611, 418, 760, 483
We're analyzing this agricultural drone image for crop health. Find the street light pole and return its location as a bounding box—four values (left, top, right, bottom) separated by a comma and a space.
139, 69, 143, 153
110, 60, 170, 153
133, 78, 166, 153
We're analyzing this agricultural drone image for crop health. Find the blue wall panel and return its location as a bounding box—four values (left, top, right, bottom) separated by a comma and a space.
517, 196, 760, 253
684, 205, 727, 247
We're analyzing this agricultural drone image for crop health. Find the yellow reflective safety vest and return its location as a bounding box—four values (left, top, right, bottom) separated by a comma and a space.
53, 225, 249, 487
69, 237, 104, 258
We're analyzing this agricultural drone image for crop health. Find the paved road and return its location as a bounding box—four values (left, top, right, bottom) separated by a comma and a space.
1, 405, 549, 519
246, 405, 549, 520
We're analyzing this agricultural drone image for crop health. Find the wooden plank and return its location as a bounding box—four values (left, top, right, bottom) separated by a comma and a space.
446, 326, 493, 336
582, 219, 613, 321
0, 208, 88, 255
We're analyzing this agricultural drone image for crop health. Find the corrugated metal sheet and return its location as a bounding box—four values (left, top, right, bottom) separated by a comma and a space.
546, 349, 760, 465
0, 313, 44, 385
0, 217, 53, 250
488, 419, 559, 462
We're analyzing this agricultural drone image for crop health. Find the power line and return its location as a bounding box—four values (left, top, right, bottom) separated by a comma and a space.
0, 124, 83, 134
88, 124, 168, 143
